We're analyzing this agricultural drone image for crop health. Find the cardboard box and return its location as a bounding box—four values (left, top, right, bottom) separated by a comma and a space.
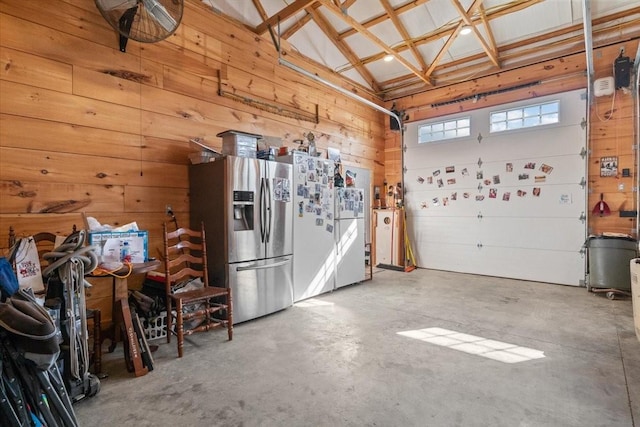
89, 231, 148, 263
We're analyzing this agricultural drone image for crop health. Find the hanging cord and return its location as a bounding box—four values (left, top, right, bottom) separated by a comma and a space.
594, 60, 620, 123
91, 262, 133, 279
42, 231, 98, 381
593, 84, 617, 122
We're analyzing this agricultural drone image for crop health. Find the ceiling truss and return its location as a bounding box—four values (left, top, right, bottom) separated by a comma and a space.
235, 0, 640, 99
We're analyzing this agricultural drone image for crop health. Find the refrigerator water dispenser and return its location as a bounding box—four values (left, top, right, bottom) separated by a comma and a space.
233, 191, 254, 231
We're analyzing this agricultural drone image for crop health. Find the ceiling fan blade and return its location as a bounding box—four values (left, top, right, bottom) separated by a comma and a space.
96, 0, 138, 11
141, 0, 177, 32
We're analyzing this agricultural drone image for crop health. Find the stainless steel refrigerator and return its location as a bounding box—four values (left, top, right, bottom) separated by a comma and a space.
190, 156, 294, 324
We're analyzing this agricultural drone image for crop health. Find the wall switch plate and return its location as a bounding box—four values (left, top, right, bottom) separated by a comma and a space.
618, 183, 625, 191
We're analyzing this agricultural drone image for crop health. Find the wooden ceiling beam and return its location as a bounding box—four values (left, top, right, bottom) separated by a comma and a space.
451, 0, 499, 67
338, 0, 431, 40
377, 17, 640, 96
251, 0, 269, 22
341, 0, 358, 7
255, 0, 316, 35
479, 5, 498, 60
351, 0, 542, 69
281, 7, 317, 39
338, 0, 358, 10
317, 0, 433, 86
380, 0, 428, 72
425, 21, 465, 77
279, 0, 356, 39
306, 6, 382, 92
425, 0, 484, 77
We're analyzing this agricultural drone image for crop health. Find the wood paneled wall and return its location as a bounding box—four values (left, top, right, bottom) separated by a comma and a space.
0, 0, 385, 251
0, 0, 385, 321
588, 43, 638, 236
386, 39, 639, 238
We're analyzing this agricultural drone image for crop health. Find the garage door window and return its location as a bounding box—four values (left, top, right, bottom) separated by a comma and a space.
418, 117, 470, 143
490, 101, 559, 133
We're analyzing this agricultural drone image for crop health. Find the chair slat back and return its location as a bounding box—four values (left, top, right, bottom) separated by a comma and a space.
163, 222, 209, 293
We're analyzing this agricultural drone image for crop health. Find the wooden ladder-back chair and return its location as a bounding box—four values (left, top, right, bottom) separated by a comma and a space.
163, 222, 232, 357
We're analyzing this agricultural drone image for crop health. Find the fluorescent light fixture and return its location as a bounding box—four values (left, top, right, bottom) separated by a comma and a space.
384, 54, 394, 62
460, 26, 472, 35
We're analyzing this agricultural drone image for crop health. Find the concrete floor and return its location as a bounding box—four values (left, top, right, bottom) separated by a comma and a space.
75, 268, 640, 427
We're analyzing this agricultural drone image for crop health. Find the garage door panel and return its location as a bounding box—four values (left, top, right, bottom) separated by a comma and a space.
404, 89, 587, 285
480, 124, 585, 158
404, 140, 479, 168
406, 183, 585, 218
471, 246, 584, 286
408, 216, 478, 246
477, 217, 585, 251
416, 241, 481, 273
405, 156, 585, 208
468, 186, 584, 217
416, 243, 583, 286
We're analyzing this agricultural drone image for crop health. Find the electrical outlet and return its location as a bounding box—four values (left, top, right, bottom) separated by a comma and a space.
618, 183, 624, 191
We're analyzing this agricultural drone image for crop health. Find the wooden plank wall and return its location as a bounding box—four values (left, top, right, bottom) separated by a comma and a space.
588, 43, 638, 236
0, 0, 385, 322
387, 39, 639, 238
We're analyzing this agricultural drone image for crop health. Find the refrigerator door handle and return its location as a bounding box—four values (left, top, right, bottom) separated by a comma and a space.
236, 257, 291, 271
259, 177, 266, 242
265, 177, 272, 243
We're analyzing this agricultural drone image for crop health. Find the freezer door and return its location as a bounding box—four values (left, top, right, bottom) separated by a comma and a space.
228, 257, 293, 324
227, 156, 263, 264
342, 167, 371, 243
335, 218, 365, 288
291, 154, 336, 302
264, 160, 293, 259
335, 188, 365, 220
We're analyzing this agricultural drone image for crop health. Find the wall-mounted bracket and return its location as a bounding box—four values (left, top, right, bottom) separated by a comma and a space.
579, 211, 586, 223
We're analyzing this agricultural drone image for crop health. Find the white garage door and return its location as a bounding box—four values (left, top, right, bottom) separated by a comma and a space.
404, 90, 587, 286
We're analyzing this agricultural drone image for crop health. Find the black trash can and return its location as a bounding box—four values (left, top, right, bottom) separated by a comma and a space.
586, 235, 638, 291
